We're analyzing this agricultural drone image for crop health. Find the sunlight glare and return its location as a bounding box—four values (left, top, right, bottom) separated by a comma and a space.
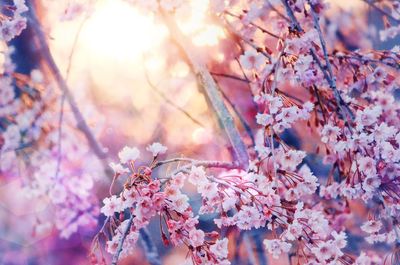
193, 25, 225, 46
81, 0, 167, 62
191, 128, 213, 144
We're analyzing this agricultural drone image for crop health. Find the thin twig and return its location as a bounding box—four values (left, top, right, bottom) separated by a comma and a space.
165, 160, 240, 179
143, 62, 205, 128
222, 17, 272, 60
281, 0, 303, 32
224, 11, 281, 39
233, 57, 261, 116
211, 72, 248, 82
55, 94, 65, 178
152, 157, 200, 168
339, 53, 400, 70
268, 53, 283, 185
308, 1, 354, 120
276, 89, 304, 104
309, 48, 353, 124
265, 0, 290, 22
55, 9, 91, 179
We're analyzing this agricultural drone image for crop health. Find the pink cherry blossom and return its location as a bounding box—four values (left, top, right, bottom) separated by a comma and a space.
240, 50, 265, 70
210, 238, 229, 259
146, 142, 168, 156
264, 239, 291, 259
118, 146, 140, 163
101, 195, 123, 217
361, 220, 382, 234
188, 229, 205, 247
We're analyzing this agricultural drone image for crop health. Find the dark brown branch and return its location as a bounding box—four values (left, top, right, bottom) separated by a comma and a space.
224, 11, 281, 39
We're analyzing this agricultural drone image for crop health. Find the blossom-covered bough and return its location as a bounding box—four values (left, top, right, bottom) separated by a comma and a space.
2, 0, 400, 264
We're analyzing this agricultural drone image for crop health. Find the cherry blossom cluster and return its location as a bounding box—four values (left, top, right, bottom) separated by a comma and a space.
94, 143, 346, 264
0, 46, 103, 238
0, 0, 28, 41
93, 144, 231, 265
0, 5, 104, 239
222, 0, 400, 260
0, 46, 49, 176
254, 93, 313, 133
376, 0, 400, 41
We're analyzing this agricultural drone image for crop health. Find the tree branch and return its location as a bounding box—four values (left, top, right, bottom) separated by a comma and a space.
163, 160, 240, 179
27, 3, 109, 161
211, 72, 248, 82
281, 0, 303, 32
218, 85, 255, 146
224, 11, 281, 39
280, 0, 354, 123
111, 214, 134, 265
308, 2, 354, 121
220, 16, 271, 60
161, 11, 250, 169
55, 9, 91, 179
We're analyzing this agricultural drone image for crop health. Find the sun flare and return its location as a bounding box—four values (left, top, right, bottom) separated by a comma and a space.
81, 0, 167, 62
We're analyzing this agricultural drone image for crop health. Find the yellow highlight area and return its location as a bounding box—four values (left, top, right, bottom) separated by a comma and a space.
81, 0, 167, 62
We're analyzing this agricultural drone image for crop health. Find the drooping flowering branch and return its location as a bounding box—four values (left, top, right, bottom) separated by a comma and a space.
307, 1, 354, 122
